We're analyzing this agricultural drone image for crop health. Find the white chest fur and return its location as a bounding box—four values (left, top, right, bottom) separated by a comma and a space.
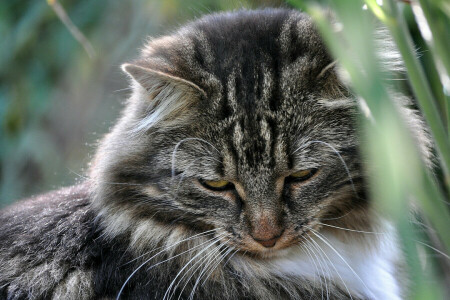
231, 223, 402, 300
269, 225, 402, 300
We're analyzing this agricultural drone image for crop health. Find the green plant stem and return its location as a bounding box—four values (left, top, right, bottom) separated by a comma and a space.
415, 0, 450, 133
416, 171, 450, 251
309, 0, 450, 252
301, 1, 449, 297
447, 94, 450, 134
417, 0, 450, 86
380, 0, 450, 187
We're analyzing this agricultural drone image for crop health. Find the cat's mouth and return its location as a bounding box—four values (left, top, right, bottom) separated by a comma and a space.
220, 222, 318, 259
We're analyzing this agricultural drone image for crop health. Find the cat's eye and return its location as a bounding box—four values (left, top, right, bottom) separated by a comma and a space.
199, 179, 234, 191
286, 168, 318, 183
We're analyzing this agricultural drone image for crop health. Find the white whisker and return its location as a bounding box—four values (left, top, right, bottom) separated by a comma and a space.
305, 239, 327, 299
171, 157, 203, 200
113, 86, 133, 93
117, 231, 225, 300
176, 242, 229, 300
308, 237, 332, 299
318, 222, 385, 235
298, 140, 357, 198
171, 137, 220, 181
415, 240, 450, 260
307, 227, 376, 299
198, 245, 234, 287
307, 236, 353, 300
122, 228, 218, 266
298, 242, 319, 295
162, 234, 226, 300
186, 244, 231, 299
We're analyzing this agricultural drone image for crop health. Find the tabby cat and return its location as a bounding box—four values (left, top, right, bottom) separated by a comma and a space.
0, 8, 430, 300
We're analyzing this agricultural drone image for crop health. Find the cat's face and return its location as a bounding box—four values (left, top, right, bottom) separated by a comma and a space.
148, 96, 362, 256
93, 9, 370, 257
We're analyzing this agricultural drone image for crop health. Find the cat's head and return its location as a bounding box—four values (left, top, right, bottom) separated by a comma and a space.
90, 9, 430, 257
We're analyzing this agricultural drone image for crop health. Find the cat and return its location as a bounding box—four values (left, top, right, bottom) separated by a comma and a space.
0, 8, 431, 300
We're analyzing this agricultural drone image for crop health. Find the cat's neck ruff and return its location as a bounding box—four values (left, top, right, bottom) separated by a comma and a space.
98, 204, 402, 299
232, 221, 402, 300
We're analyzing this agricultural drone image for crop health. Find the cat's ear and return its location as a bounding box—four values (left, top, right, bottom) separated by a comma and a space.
121, 63, 206, 130
121, 63, 206, 98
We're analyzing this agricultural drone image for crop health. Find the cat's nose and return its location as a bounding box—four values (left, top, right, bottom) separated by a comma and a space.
250, 223, 283, 248
252, 235, 281, 248
248, 212, 284, 248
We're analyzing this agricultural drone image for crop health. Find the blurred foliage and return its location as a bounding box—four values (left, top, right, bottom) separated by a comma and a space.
289, 0, 449, 298
0, 0, 284, 207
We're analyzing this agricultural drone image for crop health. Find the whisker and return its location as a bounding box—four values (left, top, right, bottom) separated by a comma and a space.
278, 279, 297, 300
307, 238, 331, 299
298, 242, 319, 294
117, 231, 225, 300
415, 240, 450, 260
161, 236, 224, 299
304, 239, 327, 299
176, 242, 229, 300
171, 157, 203, 200
184, 244, 231, 299
306, 227, 375, 299
113, 86, 133, 93
307, 236, 353, 300
122, 228, 219, 266
171, 137, 221, 181
317, 60, 338, 79
199, 245, 234, 287
193, 245, 227, 289
299, 140, 357, 198
182, 247, 224, 300
68, 168, 143, 186
162, 235, 226, 300
318, 222, 385, 235
221, 248, 238, 270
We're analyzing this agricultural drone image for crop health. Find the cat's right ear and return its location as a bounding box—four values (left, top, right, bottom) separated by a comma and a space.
121, 63, 206, 130
121, 63, 207, 98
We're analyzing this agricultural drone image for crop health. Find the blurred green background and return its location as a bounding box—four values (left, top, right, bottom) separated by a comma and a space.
0, 0, 284, 207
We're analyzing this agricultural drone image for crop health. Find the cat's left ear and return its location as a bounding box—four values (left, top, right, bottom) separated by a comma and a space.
121, 63, 207, 98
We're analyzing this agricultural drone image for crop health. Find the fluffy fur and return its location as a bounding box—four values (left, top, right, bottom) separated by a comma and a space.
0, 8, 430, 300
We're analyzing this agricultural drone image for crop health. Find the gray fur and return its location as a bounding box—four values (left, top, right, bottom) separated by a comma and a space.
0, 8, 430, 299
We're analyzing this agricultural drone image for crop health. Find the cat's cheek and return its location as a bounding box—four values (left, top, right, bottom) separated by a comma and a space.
141, 184, 164, 197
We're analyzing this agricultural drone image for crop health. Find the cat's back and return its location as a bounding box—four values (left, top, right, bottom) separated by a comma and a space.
0, 183, 93, 249
0, 184, 99, 299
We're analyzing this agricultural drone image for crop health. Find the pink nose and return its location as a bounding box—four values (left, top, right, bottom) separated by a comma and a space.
249, 213, 283, 248
252, 235, 280, 248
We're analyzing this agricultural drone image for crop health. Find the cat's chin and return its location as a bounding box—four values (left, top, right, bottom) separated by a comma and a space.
238, 246, 297, 260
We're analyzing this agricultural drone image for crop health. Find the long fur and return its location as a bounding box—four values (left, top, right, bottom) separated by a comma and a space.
0, 8, 431, 300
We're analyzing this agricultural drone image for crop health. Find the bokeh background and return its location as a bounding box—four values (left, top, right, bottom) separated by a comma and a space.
0, 0, 285, 207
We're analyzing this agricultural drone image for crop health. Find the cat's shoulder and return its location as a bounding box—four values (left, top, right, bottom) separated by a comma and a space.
0, 182, 96, 254
0, 183, 92, 230
0, 183, 100, 299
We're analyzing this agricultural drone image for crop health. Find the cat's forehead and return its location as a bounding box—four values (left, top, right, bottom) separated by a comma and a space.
136, 9, 351, 174
140, 8, 336, 101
